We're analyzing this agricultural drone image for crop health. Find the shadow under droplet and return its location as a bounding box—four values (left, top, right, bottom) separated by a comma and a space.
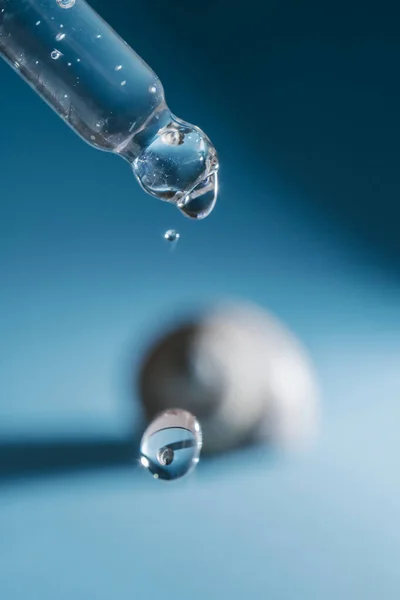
0, 436, 139, 485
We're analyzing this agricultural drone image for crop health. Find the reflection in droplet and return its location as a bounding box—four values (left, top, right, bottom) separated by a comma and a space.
140, 409, 202, 481
56, 0, 76, 8
161, 129, 184, 146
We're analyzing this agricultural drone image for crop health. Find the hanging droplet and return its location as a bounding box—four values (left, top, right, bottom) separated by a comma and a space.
140, 409, 202, 481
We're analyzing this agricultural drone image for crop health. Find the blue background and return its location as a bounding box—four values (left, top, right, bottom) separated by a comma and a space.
1, 0, 400, 598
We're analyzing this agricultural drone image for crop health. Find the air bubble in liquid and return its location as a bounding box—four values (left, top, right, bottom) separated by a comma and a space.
55, 33, 66, 41
164, 229, 180, 242
56, 0, 76, 8
140, 409, 202, 481
51, 49, 62, 60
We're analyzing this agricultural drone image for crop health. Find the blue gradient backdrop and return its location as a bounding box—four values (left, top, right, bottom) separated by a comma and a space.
1, 1, 400, 598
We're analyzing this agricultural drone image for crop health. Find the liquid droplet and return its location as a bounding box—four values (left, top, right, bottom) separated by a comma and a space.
114, 65, 123, 71
120, 80, 127, 86
140, 409, 202, 481
50, 49, 62, 60
164, 229, 180, 242
178, 171, 219, 220
56, 0, 75, 8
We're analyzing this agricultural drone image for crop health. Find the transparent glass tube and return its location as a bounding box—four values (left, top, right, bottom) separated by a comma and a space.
0, 0, 219, 219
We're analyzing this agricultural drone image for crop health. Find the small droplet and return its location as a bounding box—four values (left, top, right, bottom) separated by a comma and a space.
67, 62, 72, 66
56, 0, 75, 8
120, 80, 127, 86
114, 65, 122, 71
51, 49, 62, 60
55, 32, 65, 41
35, 20, 41, 26
149, 85, 157, 93
140, 409, 202, 481
164, 229, 180, 242
96, 34, 102, 39
76, 58, 81, 62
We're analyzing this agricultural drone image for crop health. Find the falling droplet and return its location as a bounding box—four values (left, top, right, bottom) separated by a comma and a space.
164, 229, 180, 242
140, 409, 202, 481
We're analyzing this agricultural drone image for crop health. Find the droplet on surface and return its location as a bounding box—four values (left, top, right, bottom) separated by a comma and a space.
164, 229, 180, 242
50, 49, 62, 60
56, 0, 76, 8
140, 409, 202, 481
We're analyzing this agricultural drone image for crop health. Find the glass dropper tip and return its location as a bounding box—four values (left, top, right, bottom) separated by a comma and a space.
132, 115, 219, 220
